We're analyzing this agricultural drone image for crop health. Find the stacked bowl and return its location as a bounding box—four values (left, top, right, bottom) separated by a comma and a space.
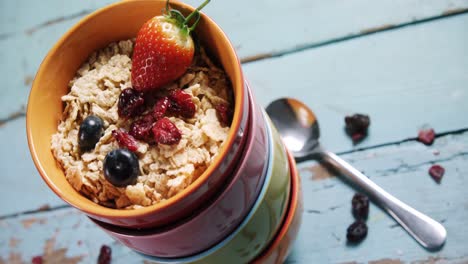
27, 1, 303, 263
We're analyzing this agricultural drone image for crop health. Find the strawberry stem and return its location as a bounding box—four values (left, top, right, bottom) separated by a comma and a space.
184, 0, 210, 32
164, 0, 210, 35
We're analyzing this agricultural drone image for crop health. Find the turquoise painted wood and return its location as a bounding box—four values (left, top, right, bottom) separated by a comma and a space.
245, 13, 468, 153
1, 0, 468, 119
0, 117, 63, 216
1, 0, 468, 263
2, 8, 468, 216
2, 131, 467, 263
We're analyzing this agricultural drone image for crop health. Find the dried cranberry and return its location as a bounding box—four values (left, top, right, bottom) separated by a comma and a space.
418, 128, 435, 145
346, 221, 368, 243
112, 129, 138, 152
152, 118, 181, 145
97, 245, 112, 264
429, 164, 445, 183
31, 256, 43, 264
169, 90, 196, 118
345, 114, 370, 143
130, 114, 154, 140
352, 193, 369, 220
153, 97, 171, 120
215, 103, 233, 126
118, 88, 145, 118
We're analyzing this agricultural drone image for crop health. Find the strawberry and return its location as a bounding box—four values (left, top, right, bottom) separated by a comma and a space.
132, 0, 210, 91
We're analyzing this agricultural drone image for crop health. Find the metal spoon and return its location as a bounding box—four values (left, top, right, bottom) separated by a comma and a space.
266, 98, 446, 250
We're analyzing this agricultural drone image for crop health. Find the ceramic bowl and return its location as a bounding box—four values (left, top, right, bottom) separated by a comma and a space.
122, 110, 291, 263
26, 0, 250, 228
252, 121, 303, 264
89, 87, 269, 257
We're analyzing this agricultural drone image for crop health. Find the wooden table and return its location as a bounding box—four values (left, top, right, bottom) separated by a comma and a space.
1, 0, 468, 263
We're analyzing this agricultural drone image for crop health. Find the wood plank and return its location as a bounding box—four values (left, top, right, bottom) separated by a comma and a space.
2, 11, 468, 217
0, 0, 114, 36
2, 131, 467, 263
1, 0, 468, 119
288, 132, 468, 263
0, 117, 64, 216
244, 13, 468, 153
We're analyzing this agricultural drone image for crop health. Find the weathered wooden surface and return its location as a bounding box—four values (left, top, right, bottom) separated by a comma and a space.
245, 13, 468, 154
2, 0, 468, 119
1, 0, 468, 263
2, 131, 467, 263
2, 3, 468, 217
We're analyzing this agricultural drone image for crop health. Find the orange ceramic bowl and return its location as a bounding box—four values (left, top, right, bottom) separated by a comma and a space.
253, 148, 303, 264
26, 0, 249, 228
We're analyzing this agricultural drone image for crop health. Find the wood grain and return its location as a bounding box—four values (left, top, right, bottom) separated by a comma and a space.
1, 3, 468, 221
2, 131, 467, 263
244, 13, 468, 154
0, 118, 64, 217
1, 0, 468, 119
2, 0, 468, 262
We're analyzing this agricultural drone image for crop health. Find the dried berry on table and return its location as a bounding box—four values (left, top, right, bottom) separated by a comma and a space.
346, 220, 368, 243
418, 128, 436, 145
117, 88, 145, 118
429, 164, 445, 183
31, 256, 43, 264
104, 149, 139, 187
152, 118, 182, 145
344, 114, 370, 143
112, 129, 139, 152
352, 193, 369, 220
78, 115, 104, 152
97, 245, 112, 264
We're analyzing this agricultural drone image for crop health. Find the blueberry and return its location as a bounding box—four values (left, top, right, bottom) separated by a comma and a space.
78, 115, 104, 152
352, 193, 369, 220
104, 149, 139, 187
346, 220, 368, 243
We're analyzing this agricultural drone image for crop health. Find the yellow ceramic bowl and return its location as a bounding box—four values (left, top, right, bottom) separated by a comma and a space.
26, 0, 250, 228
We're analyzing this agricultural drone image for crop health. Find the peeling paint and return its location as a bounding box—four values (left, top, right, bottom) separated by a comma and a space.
9, 237, 20, 248
21, 217, 47, 229
410, 256, 468, 264
369, 258, 403, 264
442, 7, 468, 16
42, 236, 84, 264
303, 164, 335, 181
0, 252, 23, 264
360, 24, 395, 35
38, 204, 51, 211
240, 52, 274, 63
411, 256, 442, 264
24, 75, 34, 86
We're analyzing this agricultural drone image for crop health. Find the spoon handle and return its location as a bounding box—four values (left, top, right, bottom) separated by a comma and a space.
321, 151, 446, 250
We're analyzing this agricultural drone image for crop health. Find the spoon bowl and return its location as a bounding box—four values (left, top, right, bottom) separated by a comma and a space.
266, 98, 320, 159
266, 97, 447, 251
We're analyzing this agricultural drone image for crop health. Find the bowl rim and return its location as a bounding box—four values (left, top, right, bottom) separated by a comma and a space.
135, 110, 292, 263
26, 0, 245, 219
